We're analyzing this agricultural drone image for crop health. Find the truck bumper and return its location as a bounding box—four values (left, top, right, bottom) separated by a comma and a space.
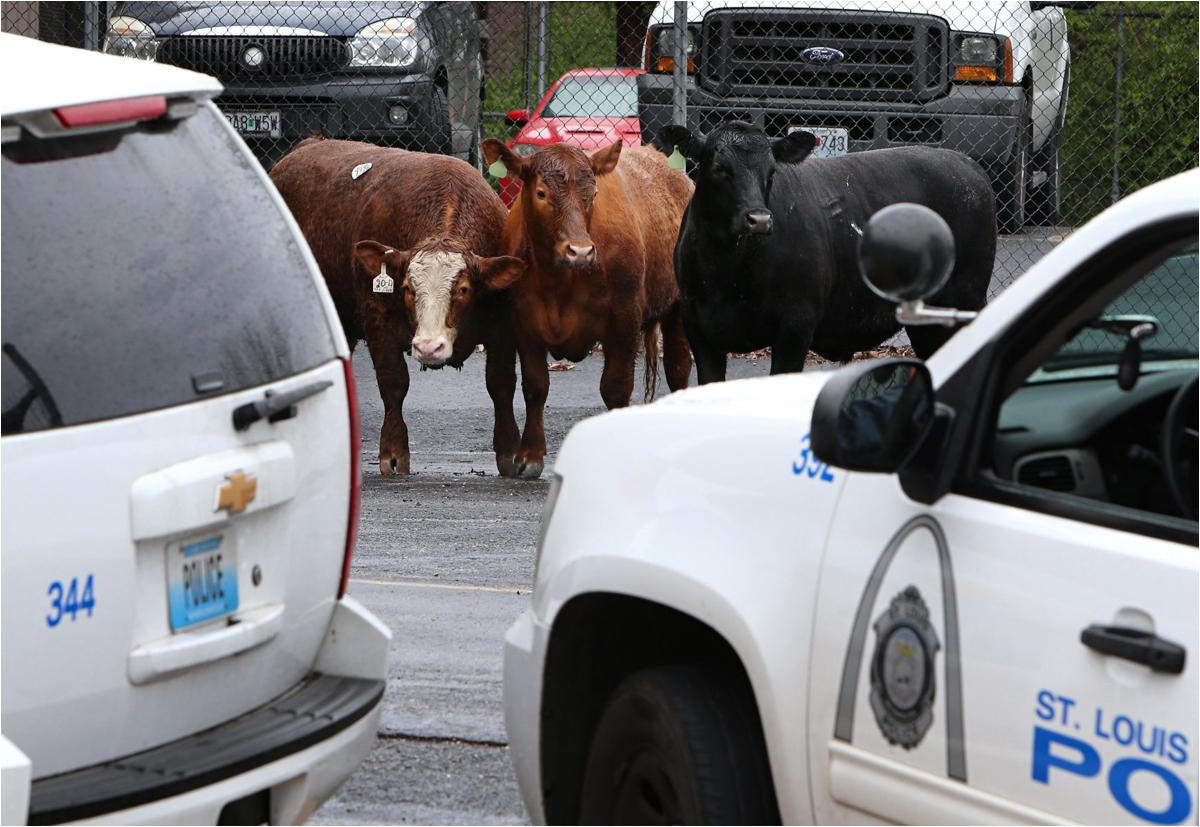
638, 73, 1025, 167
503, 608, 549, 826
217, 74, 443, 153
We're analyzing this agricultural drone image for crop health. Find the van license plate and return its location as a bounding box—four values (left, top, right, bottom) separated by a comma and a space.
225, 111, 281, 138
788, 126, 849, 157
167, 533, 239, 631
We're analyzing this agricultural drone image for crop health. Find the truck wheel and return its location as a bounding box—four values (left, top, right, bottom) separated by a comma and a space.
997, 109, 1030, 235
426, 84, 452, 155
1028, 129, 1062, 226
578, 664, 780, 825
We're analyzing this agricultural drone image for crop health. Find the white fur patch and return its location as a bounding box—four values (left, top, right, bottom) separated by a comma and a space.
408, 250, 467, 348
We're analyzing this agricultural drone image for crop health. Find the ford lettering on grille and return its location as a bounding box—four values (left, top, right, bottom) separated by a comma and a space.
800, 46, 845, 66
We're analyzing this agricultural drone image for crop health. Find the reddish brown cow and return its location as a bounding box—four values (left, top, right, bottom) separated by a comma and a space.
271, 137, 525, 476
481, 139, 694, 479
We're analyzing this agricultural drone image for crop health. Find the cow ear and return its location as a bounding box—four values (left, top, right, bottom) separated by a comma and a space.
354, 240, 409, 278
482, 139, 525, 179
473, 255, 525, 290
657, 124, 699, 159
589, 142, 622, 176
772, 131, 817, 164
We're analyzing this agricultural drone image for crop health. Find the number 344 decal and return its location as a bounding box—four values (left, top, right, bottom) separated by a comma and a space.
792, 432, 835, 482
46, 575, 96, 627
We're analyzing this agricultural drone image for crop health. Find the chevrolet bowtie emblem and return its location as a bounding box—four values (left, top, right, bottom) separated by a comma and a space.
216, 471, 257, 515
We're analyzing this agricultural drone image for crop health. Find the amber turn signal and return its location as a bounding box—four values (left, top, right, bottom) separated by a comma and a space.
955, 65, 998, 82
654, 56, 696, 73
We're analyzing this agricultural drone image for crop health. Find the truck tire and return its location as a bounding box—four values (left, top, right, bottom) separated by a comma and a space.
997, 107, 1031, 234
1029, 64, 1068, 227
426, 84, 452, 155
578, 664, 780, 825
1027, 129, 1062, 226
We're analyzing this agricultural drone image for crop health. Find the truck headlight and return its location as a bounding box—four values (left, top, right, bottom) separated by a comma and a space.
952, 33, 1012, 83
103, 16, 160, 61
349, 17, 419, 68
644, 23, 700, 73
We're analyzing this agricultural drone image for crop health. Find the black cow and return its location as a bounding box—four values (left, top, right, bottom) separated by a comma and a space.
658, 121, 995, 383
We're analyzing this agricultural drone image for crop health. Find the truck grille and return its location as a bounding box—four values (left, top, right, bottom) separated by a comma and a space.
699, 10, 949, 104
157, 36, 349, 82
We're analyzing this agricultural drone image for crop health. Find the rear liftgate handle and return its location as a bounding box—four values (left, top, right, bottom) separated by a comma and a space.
1080, 624, 1186, 674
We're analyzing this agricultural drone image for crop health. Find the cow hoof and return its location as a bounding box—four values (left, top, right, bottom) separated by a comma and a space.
515, 459, 544, 480
496, 455, 520, 478
379, 455, 411, 476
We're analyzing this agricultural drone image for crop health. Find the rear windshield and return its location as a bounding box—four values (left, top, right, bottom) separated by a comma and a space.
1, 104, 336, 436
542, 76, 638, 118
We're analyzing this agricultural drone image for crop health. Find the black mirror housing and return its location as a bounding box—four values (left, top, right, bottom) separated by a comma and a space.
811, 358, 936, 473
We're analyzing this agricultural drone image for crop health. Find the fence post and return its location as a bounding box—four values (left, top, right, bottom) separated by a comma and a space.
82, 1, 101, 50
536, 2, 548, 101
671, 1, 687, 127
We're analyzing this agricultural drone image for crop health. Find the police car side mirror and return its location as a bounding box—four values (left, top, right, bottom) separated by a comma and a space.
858, 203, 978, 328
811, 358, 935, 473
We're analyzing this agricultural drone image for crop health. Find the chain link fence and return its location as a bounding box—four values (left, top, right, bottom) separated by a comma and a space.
3, 1, 1196, 320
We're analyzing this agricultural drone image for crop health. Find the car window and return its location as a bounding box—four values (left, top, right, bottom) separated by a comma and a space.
541, 77, 638, 118
1031, 245, 1198, 382
1, 105, 337, 436
985, 236, 1198, 525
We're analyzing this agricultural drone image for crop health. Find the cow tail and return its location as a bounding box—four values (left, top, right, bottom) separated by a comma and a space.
643, 325, 660, 403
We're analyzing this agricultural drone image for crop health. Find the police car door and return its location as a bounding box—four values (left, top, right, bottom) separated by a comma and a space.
807, 234, 1198, 824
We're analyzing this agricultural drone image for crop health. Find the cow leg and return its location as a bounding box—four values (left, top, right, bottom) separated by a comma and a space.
660, 303, 693, 392
515, 335, 549, 480
367, 341, 411, 475
485, 334, 521, 477
905, 326, 955, 360
770, 328, 814, 375
599, 317, 639, 410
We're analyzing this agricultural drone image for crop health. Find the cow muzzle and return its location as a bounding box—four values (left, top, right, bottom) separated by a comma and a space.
744, 209, 773, 235
412, 335, 450, 367
559, 241, 596, 269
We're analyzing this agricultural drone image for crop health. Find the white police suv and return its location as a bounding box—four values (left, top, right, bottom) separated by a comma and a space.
1, 34, 388, 825
504, 170, 1198, 824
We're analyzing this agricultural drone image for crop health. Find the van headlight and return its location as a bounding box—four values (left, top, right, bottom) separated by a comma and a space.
349, 17, 420, 68
103, 16, 160, 61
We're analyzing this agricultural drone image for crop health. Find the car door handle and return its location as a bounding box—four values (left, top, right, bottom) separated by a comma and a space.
1080, 624, 1186, 674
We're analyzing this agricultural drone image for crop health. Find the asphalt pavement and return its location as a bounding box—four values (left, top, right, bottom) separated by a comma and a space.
309, 228, 1064, 824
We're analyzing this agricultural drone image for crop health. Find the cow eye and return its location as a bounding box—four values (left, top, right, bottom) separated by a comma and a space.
536, 188, 547, 200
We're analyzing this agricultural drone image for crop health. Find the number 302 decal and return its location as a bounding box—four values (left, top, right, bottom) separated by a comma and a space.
792, 433, 835, 483
46, 575, 96, 628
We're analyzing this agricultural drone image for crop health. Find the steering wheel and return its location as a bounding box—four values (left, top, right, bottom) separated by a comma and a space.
1161, 375, 1198, 520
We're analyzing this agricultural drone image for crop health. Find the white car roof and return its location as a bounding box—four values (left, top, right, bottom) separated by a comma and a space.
0, 33, 222, 118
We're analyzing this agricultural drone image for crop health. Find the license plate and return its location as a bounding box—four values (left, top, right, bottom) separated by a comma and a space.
225, 110, 281, 138
788, 125, 849, 157
167, 533, 239, 631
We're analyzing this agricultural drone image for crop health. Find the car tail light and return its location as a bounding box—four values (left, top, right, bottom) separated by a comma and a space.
53, 95, 167, 128
339, 356, 360, 598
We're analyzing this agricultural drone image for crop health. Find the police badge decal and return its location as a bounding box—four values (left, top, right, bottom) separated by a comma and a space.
869, 585, 940, 749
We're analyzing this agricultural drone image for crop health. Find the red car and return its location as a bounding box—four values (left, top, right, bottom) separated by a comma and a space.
497, 67, 644, 206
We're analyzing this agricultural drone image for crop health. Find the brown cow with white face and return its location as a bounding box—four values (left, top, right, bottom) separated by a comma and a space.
271, 137, 524, 476
481, 139, 694, 478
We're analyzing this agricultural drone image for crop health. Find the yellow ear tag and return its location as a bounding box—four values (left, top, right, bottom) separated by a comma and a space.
488, 159, 508, 178
667, 146, 686, 170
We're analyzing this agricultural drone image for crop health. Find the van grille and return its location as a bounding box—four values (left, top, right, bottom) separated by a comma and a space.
158, 36, 349, 82
699, 10, 949, 104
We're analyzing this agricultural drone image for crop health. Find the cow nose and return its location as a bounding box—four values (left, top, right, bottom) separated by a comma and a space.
564, 242, 595, 265
744, 209, 773, 234
412, 336, 448, 363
